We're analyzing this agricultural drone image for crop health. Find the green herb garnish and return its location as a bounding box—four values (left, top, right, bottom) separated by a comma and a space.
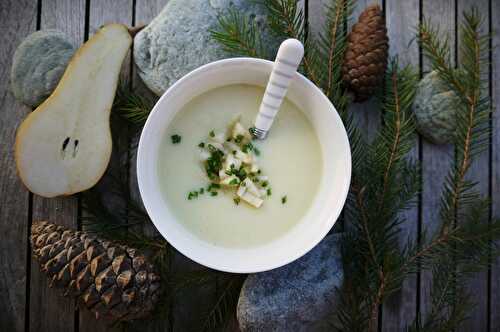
207, 183, 221, 192
261, 181, 268, 187
229, 178, 239, 185
242, 143, 253, 153
187, 191, 199, 200
233, 197, 240, 205
198, 142, 205, 148
235, 134, 244, 144
253, 147, 261, 156
210, 191, 218, 196
199, 188, 205, 194
281, 195, 287, 204
209, 130, 215, 137
171, 134, 182, 144
267, 188, 272, 196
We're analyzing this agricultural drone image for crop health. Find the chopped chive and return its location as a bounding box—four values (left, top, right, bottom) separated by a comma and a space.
209, 130, 215, 137
199, 188, 205, 194
226, 138, 232, 142
188, 191, 199, 200
253, 147, 261, 156
229, 178, 239, 185
232, 150, 237, 155
210, 191, 218, 196
267, 188, 272, 196
281, 195, 287, 204
235, 135, 244, 144
198, 142, 205, 148
171, 134, 182, 144
261, 181, 268, 187
233, 197, 240, 205
257, 170, 262, 174
225, 170, 232, 176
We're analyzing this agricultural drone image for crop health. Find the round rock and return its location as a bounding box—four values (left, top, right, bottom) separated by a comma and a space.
134, 0, 279, 96
413, 70, 461, 144
11, 30, 75, 107
237, 234, 344, 332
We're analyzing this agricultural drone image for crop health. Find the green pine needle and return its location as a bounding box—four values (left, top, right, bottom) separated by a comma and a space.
113, 83, 156, 125
210, 8, 268, 59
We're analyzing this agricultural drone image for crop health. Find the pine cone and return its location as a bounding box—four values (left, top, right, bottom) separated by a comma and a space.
31, 221, 161, 322
342, 4, 389, 102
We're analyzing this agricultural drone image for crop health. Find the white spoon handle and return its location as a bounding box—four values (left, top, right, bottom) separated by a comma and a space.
252, 39, 304, 139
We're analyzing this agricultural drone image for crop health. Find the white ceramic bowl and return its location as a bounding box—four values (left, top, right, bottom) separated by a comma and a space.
137, 58, 351, 273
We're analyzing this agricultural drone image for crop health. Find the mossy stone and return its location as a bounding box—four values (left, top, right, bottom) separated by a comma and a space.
11, 30, 75, 107
413, 71, 461, 145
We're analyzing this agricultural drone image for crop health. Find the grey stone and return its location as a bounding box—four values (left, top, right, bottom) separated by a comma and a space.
134, 0, 279, 96
413, 70, 461, 145
11, 30, 75, 107
237, 234, 344, 332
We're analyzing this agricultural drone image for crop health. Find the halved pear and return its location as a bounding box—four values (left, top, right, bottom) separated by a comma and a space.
15, 24, 132, 197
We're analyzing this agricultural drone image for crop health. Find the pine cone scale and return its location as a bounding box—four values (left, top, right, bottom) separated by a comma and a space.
342, 4, 388, 102
31, 221, 160, 321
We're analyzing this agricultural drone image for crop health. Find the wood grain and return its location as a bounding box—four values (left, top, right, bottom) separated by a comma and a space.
79, 1, 133, 331
28, 2, 86, 331
491, 0, 500, 330
0, 1, 37, 331
456, 0, 490, 331
419, 0, 456, 323
381, 0, 420, 329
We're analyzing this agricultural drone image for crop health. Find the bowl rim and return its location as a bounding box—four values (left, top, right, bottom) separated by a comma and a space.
137, 57, 351, 273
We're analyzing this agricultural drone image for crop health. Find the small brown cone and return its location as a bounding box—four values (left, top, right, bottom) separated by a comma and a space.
342, 4, 389, 102
30, 221, 161, 322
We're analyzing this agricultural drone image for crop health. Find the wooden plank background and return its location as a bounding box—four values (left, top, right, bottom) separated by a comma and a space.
0, 0, 498, 331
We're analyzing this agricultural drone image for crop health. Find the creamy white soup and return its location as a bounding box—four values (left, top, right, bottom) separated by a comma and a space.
158, 84, 322, 248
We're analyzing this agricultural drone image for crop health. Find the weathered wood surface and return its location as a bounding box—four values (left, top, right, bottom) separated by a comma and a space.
0, 2, 36, 331
457, 0, 490, 330
419, 0, 456, 324
381, 0, 419, 329
28, 1, 85, 331
492, 0, 500, 329
0, 1, 498, 331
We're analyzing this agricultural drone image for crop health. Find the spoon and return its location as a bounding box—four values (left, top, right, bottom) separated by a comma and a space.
251, 38, 305, 140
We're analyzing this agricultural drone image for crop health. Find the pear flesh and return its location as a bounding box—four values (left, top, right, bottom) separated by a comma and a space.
15, 24, 132, 197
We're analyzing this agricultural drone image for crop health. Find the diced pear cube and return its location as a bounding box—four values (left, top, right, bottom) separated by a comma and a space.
208, 142, 225, 153
237, 185, 247, 197
224, 154, 241, 171
219, 169, 228, 180
220, 175, 239, 187
238, 191, 263, 208
232, 122, 251, 140
250, 163, 259, 173
243, 178, 261, 197
235, 150, 252, 164
224, 141, 240, 152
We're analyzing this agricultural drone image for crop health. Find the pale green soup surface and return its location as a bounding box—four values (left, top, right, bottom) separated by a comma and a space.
158, 84, 323, 248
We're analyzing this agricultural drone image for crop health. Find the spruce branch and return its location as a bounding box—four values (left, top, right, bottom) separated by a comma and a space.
200, 275, 246, 332
317, 0, 355, 98
210, 8, 268, 58
113, 83, 156, 126
406, 7, 492, 330
261, 0, 324, 87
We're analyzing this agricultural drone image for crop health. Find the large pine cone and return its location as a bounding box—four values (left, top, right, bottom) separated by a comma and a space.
342, 4, 389, 102
31, 221, 161, 322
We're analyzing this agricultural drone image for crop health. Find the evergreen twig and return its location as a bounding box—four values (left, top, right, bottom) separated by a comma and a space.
113, 83, 157, 126
210, 8, 268, 59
